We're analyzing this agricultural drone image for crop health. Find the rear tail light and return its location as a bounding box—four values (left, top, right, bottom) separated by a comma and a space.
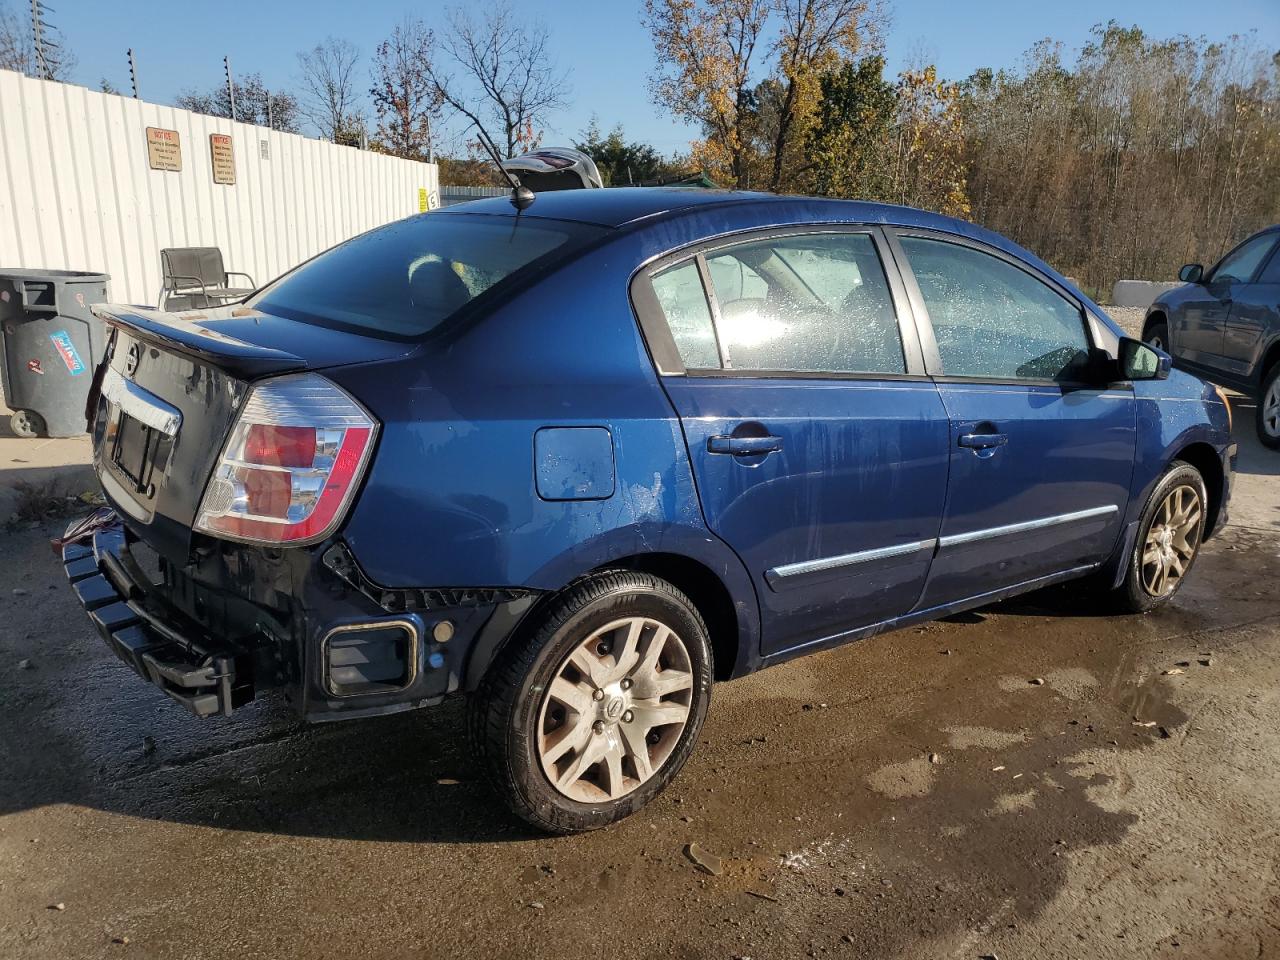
195, 374, 378, 545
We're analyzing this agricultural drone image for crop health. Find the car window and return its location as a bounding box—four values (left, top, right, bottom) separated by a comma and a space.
900, 236, 1090, 381
1211, 234, 1277, 284
701, 233, 905, 374
1252, 242, 1280, 284
650, 261, 722, 369
251, 214, 606, 338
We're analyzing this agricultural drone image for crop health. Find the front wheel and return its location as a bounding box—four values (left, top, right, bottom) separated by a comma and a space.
1111, 462, 1208, 613
469, 571, 713, 834
1257, 362, 1280, 449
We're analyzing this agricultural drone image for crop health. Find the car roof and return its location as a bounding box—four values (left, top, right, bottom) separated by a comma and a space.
435, 186, 975, 234
432, 187, 1111, 330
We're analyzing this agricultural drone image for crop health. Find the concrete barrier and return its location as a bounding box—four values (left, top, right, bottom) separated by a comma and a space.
1111, 280, 1183, 308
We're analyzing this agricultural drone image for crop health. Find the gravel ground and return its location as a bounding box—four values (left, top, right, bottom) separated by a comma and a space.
1103, 305, 1148, 339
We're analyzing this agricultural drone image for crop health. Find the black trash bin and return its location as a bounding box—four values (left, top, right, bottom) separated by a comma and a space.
0, 269, 110, 438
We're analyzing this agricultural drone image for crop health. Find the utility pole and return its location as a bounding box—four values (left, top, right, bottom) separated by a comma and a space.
223, 56, 237, 122
127, 48, 139, 98
266, 91, 273, 130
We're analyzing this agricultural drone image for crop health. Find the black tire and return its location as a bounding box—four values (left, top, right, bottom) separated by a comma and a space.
9, 409, 45, 439
1257, 361, 1280, 449
1110, 461, 1208, 614
1144, 319, 1170, 354
468, 570, 713, 834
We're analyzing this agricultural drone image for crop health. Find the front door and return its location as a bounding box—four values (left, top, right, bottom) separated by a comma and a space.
634, 228, 950, 655
1220, 239, 1280, 383
891, 232, 1136, 607
1178, 232, 1278, 371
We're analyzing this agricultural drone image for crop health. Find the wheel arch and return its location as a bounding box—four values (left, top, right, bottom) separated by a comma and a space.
463, 529, 761, 691
1172, 441, 1225, 536
1259, 339, 1280, 388
1142, 309, 1168, 341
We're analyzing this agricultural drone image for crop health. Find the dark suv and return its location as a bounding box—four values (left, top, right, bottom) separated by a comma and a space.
1144, 225, 1280, 447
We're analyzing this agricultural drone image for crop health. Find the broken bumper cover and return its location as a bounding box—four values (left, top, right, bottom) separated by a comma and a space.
61, 510, 250, 718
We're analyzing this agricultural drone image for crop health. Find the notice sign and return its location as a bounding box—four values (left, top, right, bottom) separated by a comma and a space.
210, 134, 235, 184
418, 187, 429, 212
146, 127, 182, 171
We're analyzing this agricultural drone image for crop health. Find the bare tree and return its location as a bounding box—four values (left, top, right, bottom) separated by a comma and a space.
298, 37, 362, 143
425, 3, 571, 158
369, 18, 440, 161
176, 73, 300, 131
0, 0, 75, 79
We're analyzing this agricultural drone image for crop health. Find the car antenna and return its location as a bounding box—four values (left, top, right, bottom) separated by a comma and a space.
471, 125, 535, 212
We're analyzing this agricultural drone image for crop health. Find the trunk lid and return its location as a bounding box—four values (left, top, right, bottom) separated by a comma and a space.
90, 303, 414, 562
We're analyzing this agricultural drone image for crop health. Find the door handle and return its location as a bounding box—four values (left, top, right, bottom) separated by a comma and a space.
707, 434, 783, 455
958, 432, 1008, 450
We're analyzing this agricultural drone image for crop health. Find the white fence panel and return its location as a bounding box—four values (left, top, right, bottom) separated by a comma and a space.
0, 69, 438, 304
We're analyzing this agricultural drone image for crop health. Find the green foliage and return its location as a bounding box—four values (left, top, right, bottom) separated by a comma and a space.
574, 119, 689, 185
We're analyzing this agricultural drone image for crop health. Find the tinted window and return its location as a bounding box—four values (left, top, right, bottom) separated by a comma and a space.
252, 214, 604, 338
703, 233, 904, 374
650, 261, 721, 369
900, 236, 1090, 381
1260, 247, 1280, 284
1212, 234, 1276, 284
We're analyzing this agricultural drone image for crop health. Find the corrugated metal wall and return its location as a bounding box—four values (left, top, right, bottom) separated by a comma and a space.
0, 69, 439, 304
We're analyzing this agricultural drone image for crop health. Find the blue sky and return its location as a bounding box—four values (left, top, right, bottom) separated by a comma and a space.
39, 0, 1280, 152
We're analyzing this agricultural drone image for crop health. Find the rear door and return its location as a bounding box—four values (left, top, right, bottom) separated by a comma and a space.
631, 227, 950, 657
888, 230, 1135, 607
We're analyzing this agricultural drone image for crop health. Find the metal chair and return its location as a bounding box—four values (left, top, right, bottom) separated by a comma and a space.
158, 247, 256, 310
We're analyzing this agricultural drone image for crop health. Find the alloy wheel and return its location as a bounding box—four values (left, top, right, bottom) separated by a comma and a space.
1263, 377, 1280, 438
537, 616, 694, 803
1140, 483, 1202, 598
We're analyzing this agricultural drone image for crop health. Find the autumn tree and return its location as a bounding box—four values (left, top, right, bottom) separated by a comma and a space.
369, 18, 440, 161
298, 37, 363, 144
887, 66, 969, 216
423, 3, 571, 159
644, 0, 769, 187
765, 0, 883, 191
644, 0, 881, 190
176, 73, 300, 131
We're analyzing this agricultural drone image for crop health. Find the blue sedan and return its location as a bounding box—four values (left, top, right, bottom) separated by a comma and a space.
65, 188, 1234, 832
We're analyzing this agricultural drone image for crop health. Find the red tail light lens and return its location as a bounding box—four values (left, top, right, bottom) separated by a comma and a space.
195, 374, 378, 545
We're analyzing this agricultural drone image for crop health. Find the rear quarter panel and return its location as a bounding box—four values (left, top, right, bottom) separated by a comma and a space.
326, 231, 762, 672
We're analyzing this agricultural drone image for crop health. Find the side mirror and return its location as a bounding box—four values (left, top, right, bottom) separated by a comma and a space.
1119, 337, 1171, 381
1178, 263, 1204, 283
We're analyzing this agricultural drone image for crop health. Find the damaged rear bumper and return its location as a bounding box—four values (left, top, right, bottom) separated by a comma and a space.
61, 510, 544, 723
61, 510, 251, 717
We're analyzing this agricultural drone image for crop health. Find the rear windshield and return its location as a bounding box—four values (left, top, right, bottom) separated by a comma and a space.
250, 213, 606, 338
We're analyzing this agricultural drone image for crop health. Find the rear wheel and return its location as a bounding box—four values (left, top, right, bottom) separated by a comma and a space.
1257, 362, 1280, 449
9, 409, 45, 439
1111, 462, 1207, 613
469, 571, 713, 834
1144, 319, 1170, 353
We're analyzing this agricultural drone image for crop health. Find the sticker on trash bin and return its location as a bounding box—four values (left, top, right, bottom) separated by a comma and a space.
49, 331, 86, 376
27, 359, 44, 375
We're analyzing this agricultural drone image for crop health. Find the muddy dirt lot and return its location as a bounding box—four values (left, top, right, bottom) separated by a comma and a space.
1, 416, 1278, 960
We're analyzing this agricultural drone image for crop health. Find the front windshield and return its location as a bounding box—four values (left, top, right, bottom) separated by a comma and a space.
251, 213, 606, 338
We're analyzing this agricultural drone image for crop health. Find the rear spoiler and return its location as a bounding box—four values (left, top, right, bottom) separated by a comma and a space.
92, 304, 308, 379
